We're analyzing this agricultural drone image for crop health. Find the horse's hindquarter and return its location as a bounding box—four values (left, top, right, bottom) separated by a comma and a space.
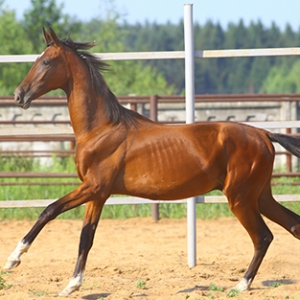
115, 123, 228, 200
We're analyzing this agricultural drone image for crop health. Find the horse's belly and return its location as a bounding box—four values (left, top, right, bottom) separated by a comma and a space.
116, 164, 221, 200
112, 131, 225, 199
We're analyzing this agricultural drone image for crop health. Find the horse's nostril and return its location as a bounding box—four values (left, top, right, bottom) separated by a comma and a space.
14, 88, 24, 104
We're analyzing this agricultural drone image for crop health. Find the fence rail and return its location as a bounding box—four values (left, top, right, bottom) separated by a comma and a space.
1, 194, 300, 209
2, 47, 300, 63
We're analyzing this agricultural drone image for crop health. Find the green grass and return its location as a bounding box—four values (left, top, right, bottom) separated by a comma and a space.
209, 283, 224, 292
0, 155, 300, 220
0, 272, 12, 290
136, 279, 147, 289
271, 281, 283, 288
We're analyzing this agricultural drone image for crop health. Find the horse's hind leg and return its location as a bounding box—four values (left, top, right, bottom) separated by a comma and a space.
258, 183, 300, 239
226, 192, 273, 291
58, 200, 104, 296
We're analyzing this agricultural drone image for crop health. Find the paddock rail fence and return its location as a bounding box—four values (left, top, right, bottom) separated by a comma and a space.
1, 17, 300, 215
0, 93, 299, 182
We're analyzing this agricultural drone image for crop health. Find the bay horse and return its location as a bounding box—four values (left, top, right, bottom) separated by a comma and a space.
4, 27, 300, 296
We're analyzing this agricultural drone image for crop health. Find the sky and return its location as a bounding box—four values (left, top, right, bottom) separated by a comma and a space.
4, 0, 300, 31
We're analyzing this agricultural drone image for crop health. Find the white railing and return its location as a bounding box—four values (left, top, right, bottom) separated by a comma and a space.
1, 194, 300, 209
2, 47, 300, 63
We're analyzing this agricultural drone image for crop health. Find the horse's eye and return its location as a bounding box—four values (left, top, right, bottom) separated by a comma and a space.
43, 60, 50, 66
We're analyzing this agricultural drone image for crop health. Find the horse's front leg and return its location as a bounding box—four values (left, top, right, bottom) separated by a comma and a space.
58, 200, 104, 296
3, 183, 98, 270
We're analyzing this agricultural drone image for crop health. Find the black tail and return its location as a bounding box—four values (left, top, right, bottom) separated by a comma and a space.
268, 132, 300, 158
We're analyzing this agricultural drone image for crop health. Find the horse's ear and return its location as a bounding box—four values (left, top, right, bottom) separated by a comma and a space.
42, 27, 51, 45
49, 27, 62, 47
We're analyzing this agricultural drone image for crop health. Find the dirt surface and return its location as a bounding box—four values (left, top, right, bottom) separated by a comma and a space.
1, 217, 300, 300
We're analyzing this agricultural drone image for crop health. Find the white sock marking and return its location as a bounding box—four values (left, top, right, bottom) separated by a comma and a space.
58, 273, 83, 296
234, 277, 252, 291
4, 240, 30, 269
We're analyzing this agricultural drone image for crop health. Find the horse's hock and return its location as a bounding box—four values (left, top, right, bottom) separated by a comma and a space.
0, 95, 298, 169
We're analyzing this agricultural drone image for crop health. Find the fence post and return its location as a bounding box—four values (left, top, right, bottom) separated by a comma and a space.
184, 3, 197, 269
150, 95, 158, 121
130, 102, 137, 112
286, 128, 292, 172
150, 95, 159, 221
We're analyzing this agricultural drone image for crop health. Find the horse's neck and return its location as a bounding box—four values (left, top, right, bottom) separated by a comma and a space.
62, 52, 111, 138
67, 88, 110, 138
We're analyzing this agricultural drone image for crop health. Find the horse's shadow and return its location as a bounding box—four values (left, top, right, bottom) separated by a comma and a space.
81, 279, 297, 299
82, 292, 148, 299
176, 279, 297, 295
176, 285, 204, 294
82, 293, 110, 300
262, 279, 296, 287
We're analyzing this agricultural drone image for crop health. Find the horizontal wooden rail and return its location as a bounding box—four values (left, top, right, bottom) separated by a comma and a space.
273, 172, 300, 177
0, 172, 300, 186
0, 194, 299, 208
0, 120, 70, 125
0, 121, 299, 138
1, 94, 300, 104
0, 135, 75, 142
0, 149, 75, 158
0, 182, 80, 186
0, 171, 297, 179
0, 172, 77, 178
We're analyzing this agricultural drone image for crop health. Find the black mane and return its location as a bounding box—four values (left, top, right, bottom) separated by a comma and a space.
53, 38, 140, 127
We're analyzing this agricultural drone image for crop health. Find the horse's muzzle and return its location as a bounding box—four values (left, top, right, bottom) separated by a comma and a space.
14, 86, 31, 110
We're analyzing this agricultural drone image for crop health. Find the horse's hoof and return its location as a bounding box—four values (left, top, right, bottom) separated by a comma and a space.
233, 278, 251, 291
58, 284, 80, 296
3, 259, 20, 270
58, 274, 82, 296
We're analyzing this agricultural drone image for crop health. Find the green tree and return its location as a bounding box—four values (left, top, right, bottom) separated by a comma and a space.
0, 3, 34, 94
23, 0, 81, 53
124, 19, 300, 94
78, 13, 175, 95
260, 60, 300, 93
122, 21, 184, 93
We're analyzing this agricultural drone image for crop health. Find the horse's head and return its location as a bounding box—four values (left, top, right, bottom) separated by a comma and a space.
14, 28, 69, 109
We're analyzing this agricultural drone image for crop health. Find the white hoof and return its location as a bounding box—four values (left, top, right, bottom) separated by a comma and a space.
234, 278, 251, 291
58, 274, 82, 296
58, 285, 80, 296
3, 259, 21, 270
4, 240, 30, 270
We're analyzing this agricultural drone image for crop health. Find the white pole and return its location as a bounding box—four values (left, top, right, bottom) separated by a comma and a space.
184, 3, 197, 268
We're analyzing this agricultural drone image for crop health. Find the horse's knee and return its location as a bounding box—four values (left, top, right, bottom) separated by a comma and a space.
258, 231, 273, 251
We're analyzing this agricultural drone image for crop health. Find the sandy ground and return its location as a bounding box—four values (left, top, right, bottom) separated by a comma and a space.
1, 217, 300, 300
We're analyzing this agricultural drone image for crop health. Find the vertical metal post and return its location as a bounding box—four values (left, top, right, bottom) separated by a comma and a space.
150, 95, 159, 221
184, 3, 197, 268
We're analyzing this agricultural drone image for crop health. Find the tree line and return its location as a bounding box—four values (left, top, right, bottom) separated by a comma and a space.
1, 0, 300, 96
